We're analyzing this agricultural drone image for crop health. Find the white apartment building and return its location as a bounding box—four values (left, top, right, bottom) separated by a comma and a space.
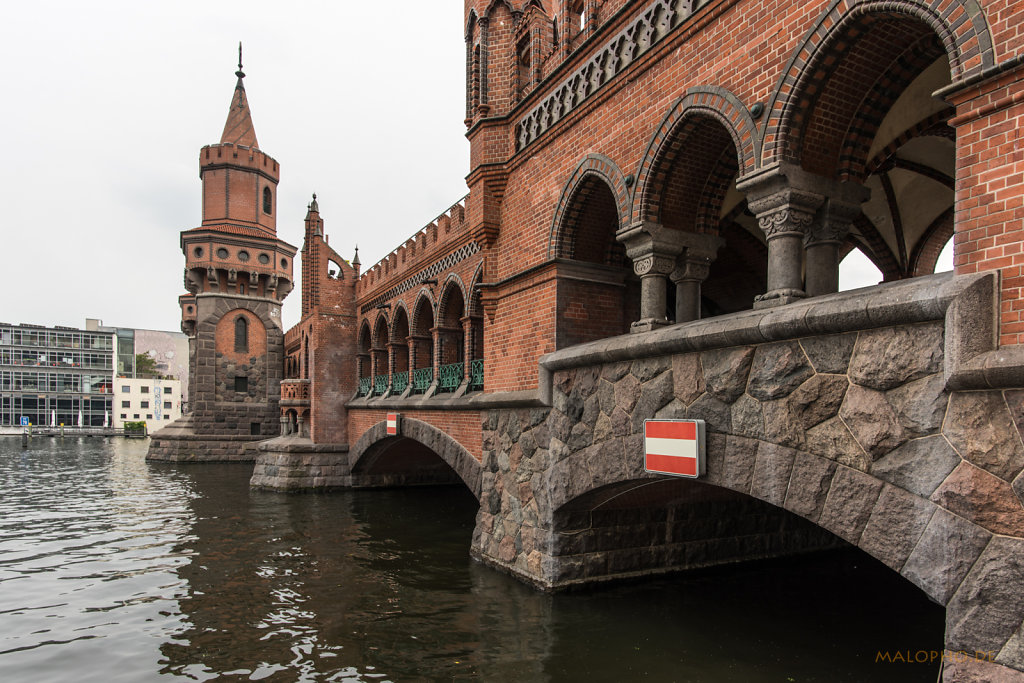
114, 377, 182, 434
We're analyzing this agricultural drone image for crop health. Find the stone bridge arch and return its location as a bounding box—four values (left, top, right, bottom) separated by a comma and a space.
350, 417, 482, 499
541, 437, 972, 607
472, 275, 1024, 674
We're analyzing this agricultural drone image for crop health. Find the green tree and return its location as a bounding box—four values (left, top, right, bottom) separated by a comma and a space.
135, 352, 160, 378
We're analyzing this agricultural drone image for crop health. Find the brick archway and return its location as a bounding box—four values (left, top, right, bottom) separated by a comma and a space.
349, 417, 482, 499
631, 86, 760, 225
762, 0, 995, 169
548, 154, 631, 259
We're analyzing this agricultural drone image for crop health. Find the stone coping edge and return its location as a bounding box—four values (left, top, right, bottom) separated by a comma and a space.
151, 433, 266, 443
538, 271, 1021, 400
256, 435, 349, 453
346, 389, 544, 411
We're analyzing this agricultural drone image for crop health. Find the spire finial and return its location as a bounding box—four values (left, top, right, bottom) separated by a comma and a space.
353, 245, 361, 267
235, 42, 245, 80
310, 192, 319, 213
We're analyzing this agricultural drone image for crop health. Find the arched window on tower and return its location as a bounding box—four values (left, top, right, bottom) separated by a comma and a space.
263, 187, 272, 214
234, 316, 249, 353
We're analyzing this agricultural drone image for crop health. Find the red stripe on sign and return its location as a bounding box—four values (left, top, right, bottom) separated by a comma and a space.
645, 421, 696, 440
645, 452, 698, 476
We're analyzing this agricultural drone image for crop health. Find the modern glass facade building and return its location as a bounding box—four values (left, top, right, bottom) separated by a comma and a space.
0, 323, 114, 427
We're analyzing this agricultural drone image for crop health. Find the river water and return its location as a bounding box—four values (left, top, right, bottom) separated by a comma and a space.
0, 437, 944, 682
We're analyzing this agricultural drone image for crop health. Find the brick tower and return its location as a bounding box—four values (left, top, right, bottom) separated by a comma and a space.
149, 49, 297, 462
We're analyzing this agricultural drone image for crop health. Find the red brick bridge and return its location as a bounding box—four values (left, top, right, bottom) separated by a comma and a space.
152, 0, 1024, 679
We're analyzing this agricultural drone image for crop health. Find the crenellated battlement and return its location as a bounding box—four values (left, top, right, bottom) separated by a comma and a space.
357, 195, 469, 296
200, 142, 279, 179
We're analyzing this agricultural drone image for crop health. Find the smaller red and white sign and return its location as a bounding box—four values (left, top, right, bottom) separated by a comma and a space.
386, 413, 401, 436
644, 419, 705, 478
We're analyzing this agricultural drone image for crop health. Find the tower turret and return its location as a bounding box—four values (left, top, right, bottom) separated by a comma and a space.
150, 48, 297, 462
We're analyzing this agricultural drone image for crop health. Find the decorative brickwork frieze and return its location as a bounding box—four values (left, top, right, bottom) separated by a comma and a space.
515, 0, 715, 151
360, 241, 480, 314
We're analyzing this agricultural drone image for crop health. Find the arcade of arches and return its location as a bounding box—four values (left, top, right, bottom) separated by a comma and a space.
241, 1, 1024, 680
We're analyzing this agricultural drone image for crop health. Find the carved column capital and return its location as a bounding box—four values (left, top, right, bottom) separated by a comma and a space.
805, 182, 870, 246
617, 220, 685, 262
670, 233, 725, 283
747, 189, 823, 240
633, 254, 676, 277
738, 162, 827, 241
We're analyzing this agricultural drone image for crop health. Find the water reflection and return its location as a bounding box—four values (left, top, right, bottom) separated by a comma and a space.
0, 437, 194, 683
0, 439, 944, 682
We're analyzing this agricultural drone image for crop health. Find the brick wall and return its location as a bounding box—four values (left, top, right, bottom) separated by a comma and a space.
948, 66, 1024, 344
348, 408, 485, 461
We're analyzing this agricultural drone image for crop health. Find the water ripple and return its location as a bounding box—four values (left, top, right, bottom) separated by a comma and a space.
0, 437, 945, 682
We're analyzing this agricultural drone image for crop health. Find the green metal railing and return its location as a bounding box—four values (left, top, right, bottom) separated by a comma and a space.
411, 367, 432, 394
357, 377, 371, 396
391, 371, 409, 394
469, 359, 484, 391
373, 374, 389, 396
438, 362, 464, 393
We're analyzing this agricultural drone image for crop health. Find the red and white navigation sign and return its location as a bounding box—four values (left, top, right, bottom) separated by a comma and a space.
644, 419, 706, 478
386, 413, 401, 436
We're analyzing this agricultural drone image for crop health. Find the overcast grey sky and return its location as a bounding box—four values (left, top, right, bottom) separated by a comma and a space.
1, 1, 468, 333
1, 1, 942, 335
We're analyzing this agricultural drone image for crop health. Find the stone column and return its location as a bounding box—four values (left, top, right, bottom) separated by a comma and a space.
617, 221, 684, 332
804, 183, 869, 297
461, 316, 475, 382
670, 233, 725, 323
738, 164, 825, 309
370, 347, 386, 388
356, 353, 369, 384
431, 327, 442, 377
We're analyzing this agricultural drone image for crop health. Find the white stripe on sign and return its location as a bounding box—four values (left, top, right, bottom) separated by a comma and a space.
645, 437, 697, 459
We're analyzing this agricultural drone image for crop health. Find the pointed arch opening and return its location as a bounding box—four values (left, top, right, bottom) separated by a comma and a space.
638, 107, 763, 318
234, 316, 249, 353
411, 294, 436, 394
371, 315, 390, 396
437, 280, 467, 393
390, 305, 411, 394
357, 321, 372, 396
551, 155, 635, 347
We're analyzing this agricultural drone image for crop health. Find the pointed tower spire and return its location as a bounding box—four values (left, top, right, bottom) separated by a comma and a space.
221, 42, 259, 148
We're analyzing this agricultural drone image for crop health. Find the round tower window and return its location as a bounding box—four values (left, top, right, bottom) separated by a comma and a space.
280, 258, 288, 268
217, 248, 229, 259
186, 306, 193, 313
258, 253, 270, 265
238, 250, 250, 262
193, 247, 204, 258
